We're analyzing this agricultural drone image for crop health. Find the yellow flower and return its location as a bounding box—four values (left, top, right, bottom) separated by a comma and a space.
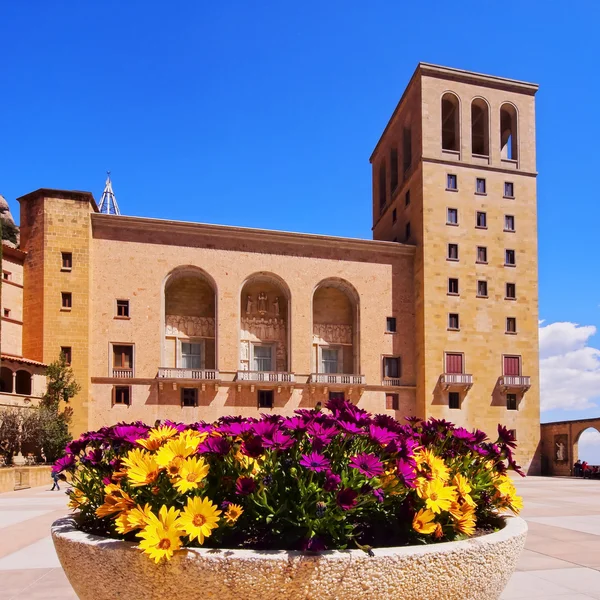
122, 448, 161, 487
451, 501, 477, 536
177, 496, 221, 544
224, 503, 243, 525
453, 473, 476, 506
418, 479, 457, 514
137, 425, 179, 451
115, 510, 135, 535
433, 522, 444, 539
415, 449, 450, 482
68, 488, 87, 510
412, 508, 437, 535
156, 436, 196, 469
137, 505, 182, 563
235, 452, 259, 473
181, 430, 206, 452
128, 503, 154, 530
96, 483, 135, 518
174, 456, 210, 494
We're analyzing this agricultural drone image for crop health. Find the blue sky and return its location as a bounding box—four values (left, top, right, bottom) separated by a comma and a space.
1, 2, 599, 453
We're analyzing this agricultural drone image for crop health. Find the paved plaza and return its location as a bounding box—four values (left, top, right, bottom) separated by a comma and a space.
0, 476, 599, 599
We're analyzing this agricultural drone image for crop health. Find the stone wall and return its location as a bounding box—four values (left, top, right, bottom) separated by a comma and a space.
0, 466, 53, 493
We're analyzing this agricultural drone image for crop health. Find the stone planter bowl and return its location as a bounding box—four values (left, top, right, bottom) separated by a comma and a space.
52, 515, 527, 600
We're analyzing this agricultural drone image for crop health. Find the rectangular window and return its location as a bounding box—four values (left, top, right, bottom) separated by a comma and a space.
448, 243, 459, 260
446, 174, 457, 191
321, 347, 341, 374
507, 394, 518, 411
448, 313, 460, 330
447, 208, 458, 225
2, 271, 11, 281
504, 215, 515, 232
182, 342, 202, 369
258, 389, 274, 409
405, 222, 411, 240
476, 211, 487, 228
383, 356, 400, 379
181, 388, 198, 407
506, 317, 517, 333
61, 292, 72, 309
477, 246, 488, 263
476, 178, 486, 194
403, 127, 412, 173
116, 299, 130, 318
503, 355, 521, 376
113, 345, 134, 369
386, 393, 399, 410
61, 346, 72, 365
449, 392, 460, 409
61, 252, 72, 270
445, 353, 464, 374
386, 317, 397, 333
113, 386, 131, 406
477, 280, 488, 297
3, 308, 10, 318
505, 249, 516, 266
504, 182, 514, 198
405, 189, 411, 206
448, 278, 459, 295
509, 429, 517, 440
392, 208, 397, 223
506, 283, 516, 299
390, 148, 398, 192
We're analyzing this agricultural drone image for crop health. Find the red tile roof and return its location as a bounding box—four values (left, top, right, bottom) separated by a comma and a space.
1, 354, 47, 367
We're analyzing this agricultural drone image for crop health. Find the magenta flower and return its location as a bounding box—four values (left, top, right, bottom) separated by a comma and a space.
349, 453, 384, 478
302, 536, 327, 552
368, 424, 397, 445
396, 458, 417, 488
373, 489, 384, 503
338, 420, 364, 435
235, 477, 256, 496
336, 487, 358, 510
497, 425, 517, 449
198, 436, 231, 456
53, 454, 76, 473
299, 452, 331, 473
323, 472, 342, 492
261, 429, 295, 451
241, 436, 264, 458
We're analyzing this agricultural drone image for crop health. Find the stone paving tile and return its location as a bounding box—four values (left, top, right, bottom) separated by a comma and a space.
0, 569, 52, 600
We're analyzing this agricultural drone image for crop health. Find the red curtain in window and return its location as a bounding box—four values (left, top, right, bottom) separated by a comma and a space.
504, 356, 521, 376
445, 353, 463, 374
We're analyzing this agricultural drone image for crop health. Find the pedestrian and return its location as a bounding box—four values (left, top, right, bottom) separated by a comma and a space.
582, 461, 589, 479
574, 459, 582, 477
50, 471, 60, 491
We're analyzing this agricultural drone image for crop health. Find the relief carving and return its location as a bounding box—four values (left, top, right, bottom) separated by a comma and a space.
241, 317, 286, 342
166, 315, 215, 338
313, 323, 352, 345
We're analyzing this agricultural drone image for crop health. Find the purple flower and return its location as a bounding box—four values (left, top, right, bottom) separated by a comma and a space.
198, 436, 231, 456
220, 500, 232, 510
235, 477, 256, 496
217, 421, 253, 436
65, 439, 87, 456
112, 425, 150, 445
453, 427, 475, 442
471, 429, 489, 444
302, 536, 327, 552
252, 421, 278, 438
349, 453, 384, 478
82, 448, 103, 465
53, 454, 75, 474
282, 416, 309, 431
162, 420, 187, 432
299, 452, 331, 473
261, 429, 295, 451
373, 489, 384, 503
323, 472, 341, 492
338, 420, 364, 435
102, 477, 111, 486
368, 424, 397, 445
497, 425, 517, 449
396, 458, 417, 488
241, 436, 264, 458
336, 487, 358, 510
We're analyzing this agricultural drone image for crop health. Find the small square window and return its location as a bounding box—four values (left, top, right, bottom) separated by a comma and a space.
476, 211, 487, 228
392, 208, 397, 223
509, 428, 517, 441
386, 393, 399, 410
476, 178, 486, 194
448, 313, 460, 330
505, 215, 515, 232
2, 271, 11, 281
61, 346, 72, 365
506, 317, 517, 333
113, 345, 134, 372
61, 292, 72, 309
383, 356, 401, 379
448, 243, 459, 260
477, 280, 488, 297
181, 388, 198, 407
506, 283, 516, 299
477, 246, 488, 263
405, 190, 411, 206
447, 174, 457, 191
504, 182, 514, 198
447, 208, 458, 225
258, 389, 274, 409
507, 394, 518, 411
3, 308, 10, 318
61, 252, 72, 270
448, 278, 459, 295
386, 317, 397, 333
113, 386, 131, 405
116, 299, 130, 318
405, 222, 411, 240
449, 392, 460, 409
329, 391, 345, 402
505, 249, 516, 266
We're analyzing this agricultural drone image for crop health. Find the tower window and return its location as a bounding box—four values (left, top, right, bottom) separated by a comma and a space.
500, 104, 519, 161
507, 394, 518, 411
386, 317, 397, 333
113, 386, 131, 406
116, 299, 130, 318
61, 252, 72, 270
476, 178, 487, 194
378, 163, 387, 213
504, 182, 515, 198
441, 93, 460, 152
383, 356, 401, 379
405, 222, 411, 241
476, 211, 487, 228
386, 393, 399, 410
446, 174, 458, 191
477, 246, 488, 264
3, 308, 10, 318
506, 317, 517, 334
448, 243, 459, 261
390, 148, 398, 192
392, 208, 397, 223
505, 249, 516, 266
447, 208, 458, 225
258, 389, 274, 409
61, 346, 72, 365
403, 127, 412, 173
61, 292, 72, 309
477, 280, 488, 297
449, 392, 460, 409
2, 271, 11, 281
448, 313, 460, 330
448, 278, 459, 295
181, 388, 198, 407
506, 283, 516, 299
504, 215, 515, 232
405, 189, 411, 206
471, 98, 490, 156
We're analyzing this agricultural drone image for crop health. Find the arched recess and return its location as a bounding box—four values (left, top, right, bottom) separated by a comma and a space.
162, 266, 217, 372
378, 162, 387, 212
441, 92, 460, 152
500, 102, 519, 161
0, 367, 13, 393
471, 97, 490, 156
239, 272, 291, 373
15, 370, 32, 396
574, 427, 600, 464
312, 278, 360, 375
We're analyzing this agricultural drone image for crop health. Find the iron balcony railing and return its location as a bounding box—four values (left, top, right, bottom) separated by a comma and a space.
236, 371, 295, 383
310, 373, 366, 385
157, 368, 219, 380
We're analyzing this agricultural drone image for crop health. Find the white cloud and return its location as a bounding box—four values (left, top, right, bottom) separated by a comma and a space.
539, 322, 600, 411
578, 428, 600, 465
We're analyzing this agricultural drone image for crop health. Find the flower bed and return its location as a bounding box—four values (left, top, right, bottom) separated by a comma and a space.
55, 398, 523, 563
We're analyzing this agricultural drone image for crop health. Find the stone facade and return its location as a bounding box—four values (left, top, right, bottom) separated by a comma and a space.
11, 63, 541, 473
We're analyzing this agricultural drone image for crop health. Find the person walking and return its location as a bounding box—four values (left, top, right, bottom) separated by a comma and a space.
50, 471, 60, 491
574, 459, 582, 477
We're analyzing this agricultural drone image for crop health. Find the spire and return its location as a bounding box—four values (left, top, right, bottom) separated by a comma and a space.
98, 171, 121, 215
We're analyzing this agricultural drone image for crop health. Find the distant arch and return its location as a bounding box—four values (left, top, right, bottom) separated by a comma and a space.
15, 370, 32, 396
500, 102, 519, 161
471, 97, 490, 156
574, 426, 600, 464
441, 92, 461, 152
378, 162, 387, 212
0, 367, 13, 393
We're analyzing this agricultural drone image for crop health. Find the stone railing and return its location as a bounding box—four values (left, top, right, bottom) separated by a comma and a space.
310, 374, 366, 385
157, 368, 219, 380
112, 368, 134, 378
382, 378, 402, 387
440, 373, 474, 386
499, 376, 531, 388
236, 371, 295, 383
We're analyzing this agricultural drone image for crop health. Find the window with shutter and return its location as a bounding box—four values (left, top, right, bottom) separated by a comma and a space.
503, 356, 521, 376
445, 353, 463, 374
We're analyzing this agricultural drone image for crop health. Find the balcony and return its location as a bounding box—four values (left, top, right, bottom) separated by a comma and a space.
112, 368, 133, 379
440, 373, 473, 390
499, 376, 531, 391
157, 368, 220, 391
235, 370, 295, 392
382, 378, 402, 387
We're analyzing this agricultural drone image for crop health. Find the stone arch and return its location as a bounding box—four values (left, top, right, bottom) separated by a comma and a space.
441, 92, 461, 152
574, 426, 600, 464
500, 102, 519, 161
471, 97, 490, 156
0, 367, 13, 393
15, 370, 32, 396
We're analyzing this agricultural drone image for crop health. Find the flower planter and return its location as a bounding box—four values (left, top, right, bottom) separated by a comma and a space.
52, 515, 527, 600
